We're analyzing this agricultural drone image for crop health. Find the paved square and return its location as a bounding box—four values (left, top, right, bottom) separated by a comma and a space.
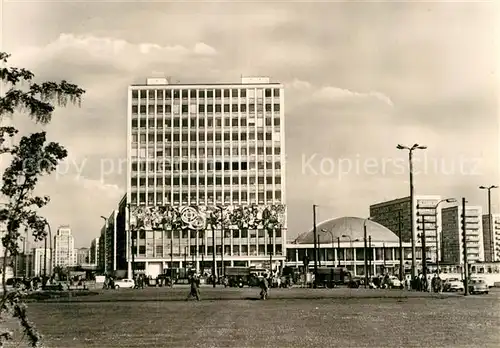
23, 287, 500, 347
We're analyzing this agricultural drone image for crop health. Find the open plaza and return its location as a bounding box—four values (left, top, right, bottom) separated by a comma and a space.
10, 286, 498, 348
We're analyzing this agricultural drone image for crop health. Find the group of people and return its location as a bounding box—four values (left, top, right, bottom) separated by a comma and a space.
102, 275, 116, 289
185, 273, 272, 301
406, 273, 443, 292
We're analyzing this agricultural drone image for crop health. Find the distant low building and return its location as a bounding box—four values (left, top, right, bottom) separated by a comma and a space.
31, 247, 52, 277
286, 216, 418, 277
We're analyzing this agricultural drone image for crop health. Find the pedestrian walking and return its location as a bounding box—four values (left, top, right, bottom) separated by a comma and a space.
436, 276, 442, 293
259, 275, 269, 300
186, 275, 201, 301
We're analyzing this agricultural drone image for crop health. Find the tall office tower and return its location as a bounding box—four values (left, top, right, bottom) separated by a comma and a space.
89, 237, 100, 265
370, 195, 443, 262
442, 205, 484, 264
482, 214, 500, 262
126, 76, 286, 278
53, 225, 76, 268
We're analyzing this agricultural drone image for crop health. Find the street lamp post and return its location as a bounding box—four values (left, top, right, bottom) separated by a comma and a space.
363, 218, 371, 288
341, 234, 360, 275
127, 204, 137, 280
43, 219, 52, 282
337, 237, 341, 267
479, 185, 498, 262
434, 198, 456, 275
398, 211, 404, 281
218, 206, 225, 278
367, 236, 372, 279
417, 198, 456, 277
397, 143, 427, 278
184, 246, 188, 272
312, 205, 319, 283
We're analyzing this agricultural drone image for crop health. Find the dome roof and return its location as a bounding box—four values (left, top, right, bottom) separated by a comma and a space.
294, 216, 399, 244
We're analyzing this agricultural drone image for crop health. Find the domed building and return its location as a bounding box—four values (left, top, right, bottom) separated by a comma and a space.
285, 217, 418, 277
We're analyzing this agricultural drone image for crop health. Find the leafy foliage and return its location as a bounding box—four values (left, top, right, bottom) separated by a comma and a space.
0, 52, 85, 347
0, 53, 84, 124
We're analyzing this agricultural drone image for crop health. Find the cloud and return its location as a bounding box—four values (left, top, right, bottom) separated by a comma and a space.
2, 1, 496, 247
286, 79, 312, 90
10, 33, 218, 75
193, 42, 217, 56
313, 86, 394, 107
78, 178, 123, 198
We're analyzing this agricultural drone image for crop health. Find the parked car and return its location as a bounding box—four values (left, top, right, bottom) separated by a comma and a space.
348, 278, 362, 288
468, 279, 488, 295
114, 279, 135, 289
443, 278, 464, 292
386, 276, 402, 289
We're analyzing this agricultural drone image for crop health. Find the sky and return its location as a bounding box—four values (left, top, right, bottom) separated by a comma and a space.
1, 1, 498, 248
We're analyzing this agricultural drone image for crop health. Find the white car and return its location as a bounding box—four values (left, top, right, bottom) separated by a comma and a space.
114, 279, 135, 289
444, 278, 464, 292
387, 276, 402, 289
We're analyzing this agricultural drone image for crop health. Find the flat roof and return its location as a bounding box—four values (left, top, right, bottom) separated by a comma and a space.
130, 82, 283, 87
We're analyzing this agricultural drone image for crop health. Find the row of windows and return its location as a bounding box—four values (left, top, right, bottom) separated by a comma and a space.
129, 191, 282, 204
132, 103, 281, 114
131, 88, 280, 99
133, 188, 279, 195
133, 147, 282, 158
133, 132, 279, 142
289, 248, 401, 262
133, 229, 283, 239
132, 175, 282, 186
132, 161, 282, 172
132, 245, 283, 257
134, 148, 281, 158
132, 116, 281, 128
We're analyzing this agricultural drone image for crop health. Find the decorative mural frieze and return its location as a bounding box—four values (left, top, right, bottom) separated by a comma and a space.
129, 204, 286, 231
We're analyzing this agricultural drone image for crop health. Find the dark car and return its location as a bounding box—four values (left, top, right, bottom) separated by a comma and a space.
348, 278, 362, 288
468, 279, 488, 295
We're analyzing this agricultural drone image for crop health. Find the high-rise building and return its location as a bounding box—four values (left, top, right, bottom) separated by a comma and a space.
53, 225, 76, 268
125, 76, 286, 278
441, 205, 484, 264
370, 195, 444, 261
89, 237, 99, 265
482, 214, 500, 262
100, 210, 118, 274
